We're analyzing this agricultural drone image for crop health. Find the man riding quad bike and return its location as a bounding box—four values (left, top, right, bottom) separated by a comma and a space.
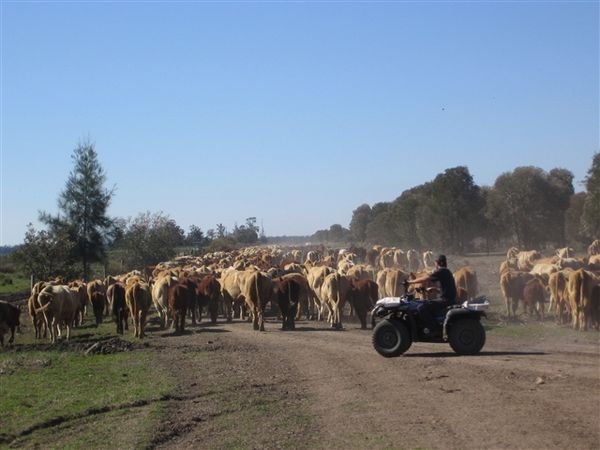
371, 255, 487, 357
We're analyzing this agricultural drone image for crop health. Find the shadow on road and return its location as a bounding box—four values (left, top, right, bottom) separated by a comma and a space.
403, 350, 547, 358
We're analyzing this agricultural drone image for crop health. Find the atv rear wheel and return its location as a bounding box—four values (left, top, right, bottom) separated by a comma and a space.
372, 319, 411, 357
448, 318, 485, 355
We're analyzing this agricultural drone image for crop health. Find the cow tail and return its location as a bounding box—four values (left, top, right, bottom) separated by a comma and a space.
336, 273, 341, 325
580, 271, 586, 329
34, 302, 51, 314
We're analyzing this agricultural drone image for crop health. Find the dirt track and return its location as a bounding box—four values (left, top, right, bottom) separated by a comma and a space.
149, 319, 600, 449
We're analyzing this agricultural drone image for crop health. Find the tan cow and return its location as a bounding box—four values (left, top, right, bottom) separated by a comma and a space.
566, 269, 599, 331
529, 263, 558, 285
125, 281, 152, 338
556, 247, 575, 258
454, 266, 478, 300
36, 285, 79, 343
516, 250, 542, 271
407, 249, 421, 273
320, 273, 352, 329
588, 254, 600, 270
588, 239, 600, 256
393, 249, 407, 269
240, 270, 272, 331
548, 269, 572, 323
557, 257, 584, 271
221, 268, 255, 321
28, 281, 49, 339
500, 259, 518, 276
378, 249, 395, 269
306, 265, 336, 321
337, 258, 355, 275
346, 264, 375, 281
152, 274, 179, 328
506, 247, 520, 260
422, 251, 435, 270
378, 269, 409, 298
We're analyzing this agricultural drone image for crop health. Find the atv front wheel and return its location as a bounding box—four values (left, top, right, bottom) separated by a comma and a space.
372, 319, 411, 357
448, 318, 485, 355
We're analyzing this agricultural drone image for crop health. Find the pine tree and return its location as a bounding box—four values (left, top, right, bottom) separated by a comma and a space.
40, 139, 114, 280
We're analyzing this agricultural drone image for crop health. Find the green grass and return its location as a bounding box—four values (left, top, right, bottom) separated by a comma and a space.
0, 272, 30, 295
0, 346, 173, 448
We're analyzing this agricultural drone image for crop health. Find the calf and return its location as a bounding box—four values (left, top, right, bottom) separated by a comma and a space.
0, 301, 20, 347
500, 270, 535, 318
522, 277, 545, 319
168, 283, 192, 333
196, 275, 221, 324
91, 292, 106, 325
349, 279, 378, 329
272, 277, 301, 330
108, 282, 127, 335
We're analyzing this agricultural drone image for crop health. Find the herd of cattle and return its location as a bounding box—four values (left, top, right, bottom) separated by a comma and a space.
501, 239, 600, 331
0, 240, 599, 347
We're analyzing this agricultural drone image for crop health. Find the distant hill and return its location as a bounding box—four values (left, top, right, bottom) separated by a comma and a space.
0, 246, 19, 256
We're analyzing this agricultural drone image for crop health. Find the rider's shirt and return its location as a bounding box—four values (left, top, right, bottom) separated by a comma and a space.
430, 267, 457, 304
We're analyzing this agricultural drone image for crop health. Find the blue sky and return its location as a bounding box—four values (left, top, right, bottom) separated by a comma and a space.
1, 1, 598, 245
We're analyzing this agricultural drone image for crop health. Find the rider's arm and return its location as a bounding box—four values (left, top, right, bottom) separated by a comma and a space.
407, 275, 431, 285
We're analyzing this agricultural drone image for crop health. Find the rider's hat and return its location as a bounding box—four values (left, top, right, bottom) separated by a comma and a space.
436, 254, 447, 265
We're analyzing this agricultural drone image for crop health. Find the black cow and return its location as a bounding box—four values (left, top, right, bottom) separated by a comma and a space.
0, 301, 20, 346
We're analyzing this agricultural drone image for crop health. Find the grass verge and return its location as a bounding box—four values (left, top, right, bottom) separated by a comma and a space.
0, 349, 174, 449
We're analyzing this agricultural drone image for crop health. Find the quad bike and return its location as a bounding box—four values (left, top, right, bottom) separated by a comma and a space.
371, 281, 488, 357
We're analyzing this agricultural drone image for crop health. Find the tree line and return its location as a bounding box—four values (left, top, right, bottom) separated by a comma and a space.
10, 140, 600, 281
340, 156, 599, 253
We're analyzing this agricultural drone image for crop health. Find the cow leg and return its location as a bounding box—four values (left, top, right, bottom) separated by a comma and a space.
141, 308, 148, 338
252, 306, 259, 330
258, 309, 265, 332
209, 299, 218, 325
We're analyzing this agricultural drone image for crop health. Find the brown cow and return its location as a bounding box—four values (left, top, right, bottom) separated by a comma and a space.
272, 277, 301, 330
0, 301, 20, 347
196, 275, 221, 324
90, 292, 106, 325
522, 277, 545, 319
275, 272, 311, 321
108, 282, 127, 335
349, 279, 378, 329
168, 282, 193, 333
500, 271, 535, 318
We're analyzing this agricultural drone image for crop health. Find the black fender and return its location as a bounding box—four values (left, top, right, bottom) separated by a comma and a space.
443, 308, 486, 341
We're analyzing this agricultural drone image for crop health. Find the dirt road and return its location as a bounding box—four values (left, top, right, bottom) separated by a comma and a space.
149, 319, 600, 449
